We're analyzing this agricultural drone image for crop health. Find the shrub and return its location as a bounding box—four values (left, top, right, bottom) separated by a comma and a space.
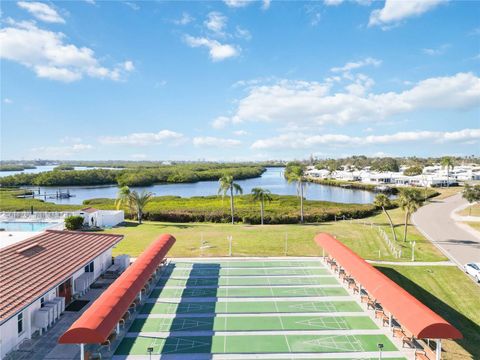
65, 215, 84, 230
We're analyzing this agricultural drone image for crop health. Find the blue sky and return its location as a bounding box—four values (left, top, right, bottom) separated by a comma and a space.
1, 0, 479, 161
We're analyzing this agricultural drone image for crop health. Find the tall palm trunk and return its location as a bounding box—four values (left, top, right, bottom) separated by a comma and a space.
446, 167, 450, 187
230, 185, 235, 224
382, 206, 397, 242
260, 199, 264, 225
299, 181, 304, 223
403, 211, 409, 242
138, 211, 142, 224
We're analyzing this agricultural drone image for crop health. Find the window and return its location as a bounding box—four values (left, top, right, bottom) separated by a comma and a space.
17, 312, 24, 334
84, 261, 94, 273
40, 297, 45, 308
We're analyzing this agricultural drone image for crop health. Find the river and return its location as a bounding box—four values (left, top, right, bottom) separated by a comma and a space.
18, 167, 380, 205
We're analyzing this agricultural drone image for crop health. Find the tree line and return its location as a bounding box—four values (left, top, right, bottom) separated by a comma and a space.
0, 165, 265, 187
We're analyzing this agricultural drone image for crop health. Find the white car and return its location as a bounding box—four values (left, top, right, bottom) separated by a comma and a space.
464, 263, 480, 282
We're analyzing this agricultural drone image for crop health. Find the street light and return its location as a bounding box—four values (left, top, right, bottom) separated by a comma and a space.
411, 241, 416, 262
377, 343, 384, 360
147, 347, 154, 360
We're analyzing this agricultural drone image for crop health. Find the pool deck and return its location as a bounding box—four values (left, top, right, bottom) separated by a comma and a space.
0, 231, 40, 249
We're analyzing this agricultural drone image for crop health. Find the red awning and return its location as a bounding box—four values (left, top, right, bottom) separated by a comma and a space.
59, 234, 175, 344
315, 233, 462, 340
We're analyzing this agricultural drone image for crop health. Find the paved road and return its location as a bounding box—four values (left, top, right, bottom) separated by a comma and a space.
412, 193, 480, 266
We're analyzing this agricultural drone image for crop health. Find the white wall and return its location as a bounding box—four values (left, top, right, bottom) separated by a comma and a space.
0, 248, 113, 359
0, 288, 56, 359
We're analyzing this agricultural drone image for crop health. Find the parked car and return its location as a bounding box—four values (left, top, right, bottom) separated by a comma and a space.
464, 263, 480, 282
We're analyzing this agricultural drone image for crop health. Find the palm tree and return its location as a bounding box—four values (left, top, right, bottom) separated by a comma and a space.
251, 187, 273, 225
115, 186, 134, 216
218, 175, 243, 224
285, 165, 307, 223
374, 194, 397, 242
129, 190, 153, 224
398, 188, 423, 242
441, 157, 454, 187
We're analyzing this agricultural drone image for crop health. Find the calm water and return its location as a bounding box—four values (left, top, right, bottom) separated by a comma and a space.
25, 167, 379, 205
0, 222, 58, 232
0, 165, 120, 177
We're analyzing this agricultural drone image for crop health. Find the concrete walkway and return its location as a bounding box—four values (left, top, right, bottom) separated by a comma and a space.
412, 193, 480, 266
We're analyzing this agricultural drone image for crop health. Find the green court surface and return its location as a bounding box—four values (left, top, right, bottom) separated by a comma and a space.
128, 315, 378, 332
156, 276, 338, 287
170, 260, 324, 268
149, 286, 348, 298
162, 267, 329, 276
140, 300, 362, 314
116, 259, 403, 358
115, 334, 397, 355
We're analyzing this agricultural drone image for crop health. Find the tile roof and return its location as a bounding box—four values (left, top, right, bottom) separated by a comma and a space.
81, 207, 99, 213
0, 230, 123, 324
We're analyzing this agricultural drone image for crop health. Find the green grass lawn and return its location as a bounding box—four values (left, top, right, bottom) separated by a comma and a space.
106, 212, 446, 262
376, 265, 480, 360
459, 203, 480, 217
464, 222, 480, 232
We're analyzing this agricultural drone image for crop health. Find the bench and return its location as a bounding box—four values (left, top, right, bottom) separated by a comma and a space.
100, 332, 117, 351
367, 298, 376, 310
415, 340, 437, 360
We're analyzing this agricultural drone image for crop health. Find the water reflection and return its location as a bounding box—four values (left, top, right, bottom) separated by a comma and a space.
24, 167, 380, 205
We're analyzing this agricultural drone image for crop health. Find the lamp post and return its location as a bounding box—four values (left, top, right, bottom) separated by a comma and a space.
377, 343, 384, 360
411, 241, 416, 262
147, 347, 153, 360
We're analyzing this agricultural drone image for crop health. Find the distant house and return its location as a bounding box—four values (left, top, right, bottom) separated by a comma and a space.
0, 230, 124, 359
76, 207, 124, 228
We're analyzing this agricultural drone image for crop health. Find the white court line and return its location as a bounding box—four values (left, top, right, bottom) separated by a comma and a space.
136, 312, 369, 319
146, 296, 351, 303
125, 329, 385, 337
267, 275, 292, 353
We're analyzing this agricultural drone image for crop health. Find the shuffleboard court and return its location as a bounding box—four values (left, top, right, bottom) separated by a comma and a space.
149, 286, 348, 299
156, 275, 338, 287
114, 258, 405, 359
170, 260, 325, 268
115, 334, 397, 355
140, 300, 363, 314
128, 315, 378, 332
161, 267, 329, 276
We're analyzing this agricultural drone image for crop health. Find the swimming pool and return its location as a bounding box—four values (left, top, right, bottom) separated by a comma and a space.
0, 221, 60, 232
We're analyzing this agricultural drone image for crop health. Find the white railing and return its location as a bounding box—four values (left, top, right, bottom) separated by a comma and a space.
0, 211, 77, 222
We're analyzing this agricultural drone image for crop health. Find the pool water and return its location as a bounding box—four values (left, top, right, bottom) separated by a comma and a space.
0, 222, 59, 232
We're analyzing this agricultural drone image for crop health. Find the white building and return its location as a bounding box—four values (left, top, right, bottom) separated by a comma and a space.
0, 230, 123, 359
77, 207, 124, 228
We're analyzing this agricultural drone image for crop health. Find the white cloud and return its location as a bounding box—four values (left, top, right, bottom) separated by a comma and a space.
3, 98, 13, 104
235, 26, 251, 40
123, 60, 135, 71
184, 35, 239, 61
0, 20, 133, 82
204, 12, 227, 37
369, 0, 446, 28
124, 2, 139, 11
223, 0, 251, 8
99, 130, 185, 146
193, 136, 241, 147
17, 1, 65, 24
211, 116, 231, 129
84, 0, 96, 4
30, 143, 93, 158
422, 44, 450, 56
174, 12, 193, 25
227, 72, 480, 127
233, 130, 248, 136
262, 0, 271, 10
324, 0, 343, 6
251, 129, 480, 150
330, 57, 382, 75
